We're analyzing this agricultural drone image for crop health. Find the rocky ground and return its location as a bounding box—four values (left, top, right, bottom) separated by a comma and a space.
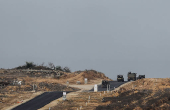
0, 81, 80, 110
3, 68, 170, 110
0, 69, 111, 110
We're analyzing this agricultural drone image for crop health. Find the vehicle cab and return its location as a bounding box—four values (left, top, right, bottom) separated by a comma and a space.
117, 75, 124, 82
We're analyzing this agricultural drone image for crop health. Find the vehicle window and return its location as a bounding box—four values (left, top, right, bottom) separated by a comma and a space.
118, 75, 122, 78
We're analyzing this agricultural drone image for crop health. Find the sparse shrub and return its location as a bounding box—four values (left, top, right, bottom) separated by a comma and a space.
48, 62, 55, 69
25, 62, 36, 68
63, 67, 71, 73
55, 66, 63, 71
15, 62, 51, 70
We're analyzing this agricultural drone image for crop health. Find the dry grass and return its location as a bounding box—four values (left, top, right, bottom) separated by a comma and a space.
49, 78, 170, 110
0, 69, 4, 73
51, 92, 111, 110
59, 71, 112, 84
0, 69, 110, 110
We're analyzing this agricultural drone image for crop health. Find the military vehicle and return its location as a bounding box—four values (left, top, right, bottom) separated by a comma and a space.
127, 72, 136, 81
117, 75, 124, 82
101, 80, 110, 88
137, 75, 145, 80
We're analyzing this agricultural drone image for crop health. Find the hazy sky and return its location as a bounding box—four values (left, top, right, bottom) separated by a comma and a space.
0, 0, 170, 80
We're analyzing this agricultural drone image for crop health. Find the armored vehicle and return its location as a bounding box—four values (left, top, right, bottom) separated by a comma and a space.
117, 75, 124, 82
101, 80, 110, 88
137, 75, 145, 80
127, 72, 136, 81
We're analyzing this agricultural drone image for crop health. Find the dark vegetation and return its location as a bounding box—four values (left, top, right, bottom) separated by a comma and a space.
15, 62, 51, 70
14, 62, 71, 73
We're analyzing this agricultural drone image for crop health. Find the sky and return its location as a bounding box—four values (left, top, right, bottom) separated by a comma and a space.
0, 0, 170, 80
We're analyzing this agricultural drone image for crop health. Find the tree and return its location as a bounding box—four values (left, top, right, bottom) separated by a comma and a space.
63, 67, 71, 73
25, 62, 36, 68
55, 66, 63, 71
48, 62, 55, 69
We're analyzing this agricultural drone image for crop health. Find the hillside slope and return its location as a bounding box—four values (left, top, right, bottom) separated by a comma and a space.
59, 70, 113, 84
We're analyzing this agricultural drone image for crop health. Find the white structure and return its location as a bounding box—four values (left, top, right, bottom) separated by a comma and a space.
18, 81, 22, 85
63, 92, 67, 100
63, 92, 66, 95
84, 78, 88, 84
94, 84, 98, 92
13, 80, 22, 85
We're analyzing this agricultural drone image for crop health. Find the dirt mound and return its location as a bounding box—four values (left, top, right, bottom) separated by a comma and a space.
95, 88, 170, 110
95, 78, 170, 110
0, 69, 4, 73
120, 78, 170, 91
59, 70, 112, 84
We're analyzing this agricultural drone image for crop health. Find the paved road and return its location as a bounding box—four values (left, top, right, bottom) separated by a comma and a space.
89, 81, 128, 91
12, 91, 70, 110
12, 81, 128, 110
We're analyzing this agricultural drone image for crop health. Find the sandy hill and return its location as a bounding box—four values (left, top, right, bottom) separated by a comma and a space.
0, 69, 112, 110
97, 78, 170, 110
120, 78, 170, 91
0, 69, 4, 73
50, 78, 170, 110
59, 70, 113, 84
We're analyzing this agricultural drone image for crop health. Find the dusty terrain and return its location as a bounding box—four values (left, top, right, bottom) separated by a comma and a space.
49, 78, 170, 110
38, 79, 103, 110
2, 68, 170, 110
0, 69, 112, 110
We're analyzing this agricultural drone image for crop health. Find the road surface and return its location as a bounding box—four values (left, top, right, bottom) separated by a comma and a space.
12, 81, 128, 110
89, 81, 128, 91
12, 91, 70, 110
